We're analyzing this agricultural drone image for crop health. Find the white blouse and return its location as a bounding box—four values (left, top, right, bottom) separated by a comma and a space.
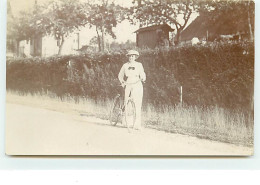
118, 61, 146, 84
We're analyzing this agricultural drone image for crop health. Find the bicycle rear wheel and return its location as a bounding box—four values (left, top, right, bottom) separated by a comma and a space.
125, 99, 136, 130
109, 95, 123, 126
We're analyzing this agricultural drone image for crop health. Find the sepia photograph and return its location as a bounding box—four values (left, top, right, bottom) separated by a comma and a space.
5, 0, 255, 156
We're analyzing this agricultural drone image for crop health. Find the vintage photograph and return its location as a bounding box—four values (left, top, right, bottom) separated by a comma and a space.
5, 0, 254, 155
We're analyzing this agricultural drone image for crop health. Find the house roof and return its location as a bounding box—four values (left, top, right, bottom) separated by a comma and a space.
180, 16, 207, 41
134, 24, 175, 33
181, 13, 247, 41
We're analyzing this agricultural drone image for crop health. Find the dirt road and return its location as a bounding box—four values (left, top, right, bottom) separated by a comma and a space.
5, 102, 253, 156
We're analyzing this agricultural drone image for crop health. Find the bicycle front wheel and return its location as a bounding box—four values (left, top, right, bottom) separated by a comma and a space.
109, 95, 123, 126
125, 99, 136, 130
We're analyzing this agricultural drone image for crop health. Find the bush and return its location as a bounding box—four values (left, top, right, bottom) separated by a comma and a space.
6, 42, 254, 112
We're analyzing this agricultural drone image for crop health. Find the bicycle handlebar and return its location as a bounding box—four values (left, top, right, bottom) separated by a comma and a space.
121, 79, 145, 87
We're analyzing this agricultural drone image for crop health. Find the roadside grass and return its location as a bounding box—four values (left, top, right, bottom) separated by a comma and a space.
6, 91, 253, 147
143, 104, 253, 147
6, 90, 111, 119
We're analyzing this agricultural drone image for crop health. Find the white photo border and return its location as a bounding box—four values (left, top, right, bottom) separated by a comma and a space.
0, 0, 260, 170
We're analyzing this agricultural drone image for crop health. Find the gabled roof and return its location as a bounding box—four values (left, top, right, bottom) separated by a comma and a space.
134, 24, 175, 33
181, 13, 248, 41
180, 16, 208, 41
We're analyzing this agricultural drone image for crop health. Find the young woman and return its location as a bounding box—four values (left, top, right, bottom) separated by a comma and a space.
118, 50, 146, 130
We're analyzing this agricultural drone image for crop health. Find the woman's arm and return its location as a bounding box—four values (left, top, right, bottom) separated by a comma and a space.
139, 63, 146, 82
118, 64, 125, 84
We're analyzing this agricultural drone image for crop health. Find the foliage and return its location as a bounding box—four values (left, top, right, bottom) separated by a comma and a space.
6, 42, 254, 112
109, 40, 136, 51
128, 0, 203, 45
7, 2, 48, 56
128, 0, 254, 44
7, 11, 31, 42
7, 2, 46, 44
87, 0, 127, 52
7, 0, 89, 55
36, 0, 89, 55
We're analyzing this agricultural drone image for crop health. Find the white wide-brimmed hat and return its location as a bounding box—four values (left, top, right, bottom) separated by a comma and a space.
126, 50, 139, 57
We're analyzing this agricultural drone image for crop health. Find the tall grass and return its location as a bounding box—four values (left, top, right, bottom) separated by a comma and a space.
143, 104, 253, 146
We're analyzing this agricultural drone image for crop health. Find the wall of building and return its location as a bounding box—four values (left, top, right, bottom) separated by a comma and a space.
42, 34, 80, 56
137, 31, 158, 49
18, 31, 89, 57
19, 40, 31, 57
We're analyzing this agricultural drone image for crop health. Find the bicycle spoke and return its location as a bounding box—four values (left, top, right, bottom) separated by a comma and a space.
109, 95, 123, 126
125, 100, 136, 130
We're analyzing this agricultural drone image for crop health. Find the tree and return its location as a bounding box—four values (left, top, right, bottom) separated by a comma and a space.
128, 0, 202, 45
89, 36, 99, 51
7, 0, 89, 56
110, 40, 136, 51
7, 10, 37, 56
87, 0, 126, 52
7, 1, 49, 56
7, 1, 16, 53
37, 0, 89, 55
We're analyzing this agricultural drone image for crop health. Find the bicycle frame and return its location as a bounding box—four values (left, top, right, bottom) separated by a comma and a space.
109, 79, 144, 130
121, 79, 143, 101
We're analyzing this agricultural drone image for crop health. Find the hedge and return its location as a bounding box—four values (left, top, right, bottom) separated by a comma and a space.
6, 42, 254, 111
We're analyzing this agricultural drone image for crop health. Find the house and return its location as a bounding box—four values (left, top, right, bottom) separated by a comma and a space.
180, 15, 209, 43
9, 0, 89, 57
134, 24, 175, 49
180, 13, 251, 44
16, 31, 83, 57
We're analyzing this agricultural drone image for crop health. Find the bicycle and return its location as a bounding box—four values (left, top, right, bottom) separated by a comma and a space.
109, 80, 143, 132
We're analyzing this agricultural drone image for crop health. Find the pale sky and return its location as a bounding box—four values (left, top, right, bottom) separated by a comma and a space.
8, 0, 197, 44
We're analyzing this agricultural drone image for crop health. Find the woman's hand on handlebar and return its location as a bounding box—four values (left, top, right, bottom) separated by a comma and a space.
120, 81, 126, 87
120, 79, 145, 87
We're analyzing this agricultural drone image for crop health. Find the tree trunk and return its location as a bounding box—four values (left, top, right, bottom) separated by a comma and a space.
247, 1, 253, 41
58, 36, 65, 55
138, 0, 141, 6
16, 40, 19, 57
96, 27, 101, 52
175, 30, 181, 46
101, 14, 105, 52
101, 25, 105, 52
